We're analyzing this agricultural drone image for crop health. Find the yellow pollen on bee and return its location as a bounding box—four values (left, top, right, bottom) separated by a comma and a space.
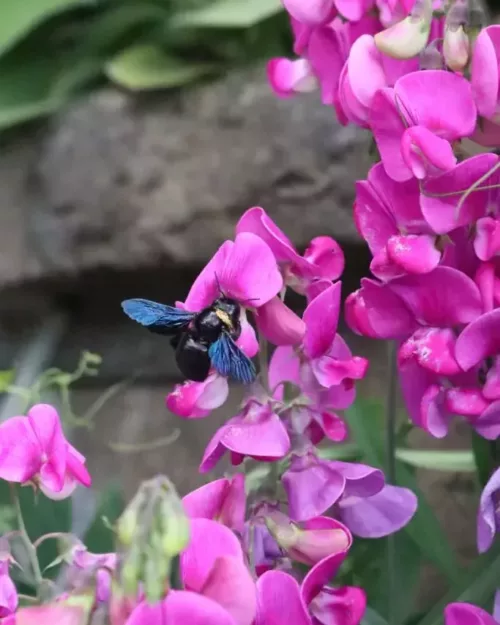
215, 309, 233, 328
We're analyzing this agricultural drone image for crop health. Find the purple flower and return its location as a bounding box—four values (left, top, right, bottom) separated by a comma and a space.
445, 602, 499, 625
477, 467, 500, 553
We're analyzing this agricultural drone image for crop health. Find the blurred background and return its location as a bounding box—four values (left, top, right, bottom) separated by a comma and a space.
2, 0, 500, 606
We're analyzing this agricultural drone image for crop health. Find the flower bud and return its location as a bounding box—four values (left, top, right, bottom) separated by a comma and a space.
374, 0, 433, 60
443, 25, 470, 71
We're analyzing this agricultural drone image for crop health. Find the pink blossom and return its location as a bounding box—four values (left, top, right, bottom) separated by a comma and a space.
471, 25, 500, 120
255, 552, 366, 625
66, 545, 116, 604
476, 467, 500, 553
445, 603, 499, 625
370, 71, 476, 181
199, 400, 290, 473
267, 58, 317, 98
0, 404, 91, 499
182, 475, 246, 532
475, 217, 500, 261
166, 374, 229, 419
6, 604, 86, 625
0, 542, 17, 618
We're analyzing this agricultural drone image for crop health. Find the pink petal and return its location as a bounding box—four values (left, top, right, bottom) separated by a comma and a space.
354, 181, 397, 255
346, 34, 386, 114
314, 411, 348, 442
16, 605, 84, 625
387, 234, 440, 274
475, 217, 500, 261
301, 551, 347, 605
445, 603, 499, 625
310, 587, 367, 625
236, 313, 259, 357
308, 26, 346, 105
335, 0, 366, 20
312, 353, 368, 388
399, 327, 461, 376
395, 70, 477, 139
338, 485, 418, 538
27, 404, 67, 492
445, 388, 489, 417
256, 571, 311, 625
167, 375, 229, 419
164, 591, 238, 625
0, 417, 40, 483
184, 241, 232, 311
181, 518, 242, 592
301, 236, 345, 281
282, 0, 336, 24
456, 309, 500, 370
390, 267, 483, 327
66, 445, 91, 487
0, 573, 17, 617
327, 461, 384, 497
182, 479, 229, 519
200, 556, 256, 625
475, 401, 500, 440
267, 58, 317, 98
268, 346, 301, 398
221, 409, 291, 460
420, 153, 499, 234
471, 118, 500, 147
471, 26, 500, 119
256, 297, 305, 346
303, 282, 341, 359
199, 427, 228, 473
401, 126, 456, 179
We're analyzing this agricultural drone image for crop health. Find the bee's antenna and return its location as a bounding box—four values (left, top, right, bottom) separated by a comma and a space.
214, 272, 224, 297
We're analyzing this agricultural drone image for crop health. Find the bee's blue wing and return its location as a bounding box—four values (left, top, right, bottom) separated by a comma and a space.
209, 333, 256, 384
121, 299, 194, 334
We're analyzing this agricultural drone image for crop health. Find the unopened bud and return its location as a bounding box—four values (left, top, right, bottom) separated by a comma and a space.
444, 25, 470, 71
374, 0, 433, 60
120, 545, 142, 597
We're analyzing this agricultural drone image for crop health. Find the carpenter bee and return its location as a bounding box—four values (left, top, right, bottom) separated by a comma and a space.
121, 296, 256, 384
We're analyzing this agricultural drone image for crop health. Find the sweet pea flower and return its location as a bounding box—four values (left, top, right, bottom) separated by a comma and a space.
477, 467, 500, 553
267, 58, 318, 98
471, 25, 500, 120
0, 404, 91, 499
445, 603, 499, 625
354, 162, 438, 279
66, 545, 116, 604
236, 207, 344, 295
370, 70, 477, 181
199, 399, 290, 473
374, 0, 433, 59
255, 552, 366, 625
0, 541, 17, 618
182, 474, 246, 532
243, 520, 283, 576
166, 374, 229, 420
127, 518, 256, 625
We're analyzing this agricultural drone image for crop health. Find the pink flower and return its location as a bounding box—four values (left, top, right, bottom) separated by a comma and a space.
475, 217, 500, 261
126, 518, 256, 625
199, 400, 290, 473
66, 545, 116, 604
267, 58, 318, 98
476, 467, 500, 553
0, 542, 17, 618
0, 404, 91, 499
182, 475, 246, 532
354, 162, 438, 280
370, 70, 476, 181
445, 603, 499, 625
471, 25, 500, 120
166, 374, 229, 419
236, 207, 344, 294
255, 552, 366, 625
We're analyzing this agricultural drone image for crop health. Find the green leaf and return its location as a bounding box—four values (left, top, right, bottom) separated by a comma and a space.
0, 0, 92, 57
318, 443, 360, 461
0, 370, 15, 392
471, 431, 498, 487
347, 401, 462, 585
84, 485, 124, 553
106, 44, 215, 90
362, 607, 389, 625
395, 449, 476, 472
172, 0, 283, 28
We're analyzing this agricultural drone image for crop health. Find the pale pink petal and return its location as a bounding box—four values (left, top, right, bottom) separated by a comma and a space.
456, 309, 500, 370
167, 380, 212, 419
0, 417, 40, 483
256, 571, 311, 625
335, 0, 366, 20
471, 25, 500, 119
387, 234, 440, 274
222, 410, 291, 460
268, 346, 301, 398
236, 313, 259, 357
346, 34, 386, 115
420, 153, 499, 234
401, 126, 456, 179
164, 591, 238, 625
475, 217, 500, 261
256, 297, 305, 346
181, 518, 242, 592
15, 605, 84, 625
267, 58, 317, 98
283, 0, 336, 24
303, 282, 341, 359
200, 556, 256, 625
184, 241, 232, 311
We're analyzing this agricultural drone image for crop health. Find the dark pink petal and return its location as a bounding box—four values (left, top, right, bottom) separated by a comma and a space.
256, 297, 305, 346
255, 571, 311, 625
301, 236, 345, 281
471, 26, 500, 119
164, 591, 238, 625
301, 551, 347, 605
0, 572, 17, 617
395, 70, 477, 139
182, 478, 229, 519
387, 234, 440, 274
354, 180, 397, 255
475, 262, 496, 313
345, 279, 417, 339
282, 455, 346, 521
370, 88, 409, 181
484, 358, 500, 400
327, 461, 384, 497
27, 404, 67, 492
267, 58, 317, 98
445, 603, 498, 625
338, 485, 418, 538
314, 411, 348, 442
456, 309, 500, 370
219, 233, 283, 306
65, 445, 91, 488
471, 117, 500, 147
401, 126, 456, 179
310, 587, 367, 625
445, 388, 489, 417
312, 353, 368, 388
184, 241, 232, 311
390, 267, 482, 327
420, 153, 499, 234
475, 217, 500, 261
399, 328, 460, 376
0, 417, 40, 483
181, 518, 242, 592
303, 282, 341, 359
308, 27, 347, 105
477, 467, 500, 553
200, 556, 256, 625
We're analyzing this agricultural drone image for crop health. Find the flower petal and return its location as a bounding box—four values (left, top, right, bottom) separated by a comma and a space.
456, 309, 500, 371
164, 591, 238, 625
471, 26, 500, 119
256, 297, 305, 346
256, 571, 311, 625
445, 603, 498, 625
184, 241, 232, 311
0, 417, 40, 483
303, 282, 341, 359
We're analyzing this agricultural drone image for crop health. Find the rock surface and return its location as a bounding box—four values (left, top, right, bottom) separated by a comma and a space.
0, 66, 370, 288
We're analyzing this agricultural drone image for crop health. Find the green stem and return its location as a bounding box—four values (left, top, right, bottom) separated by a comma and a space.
259, 331, 269, 393
10, 484, 43, 591
386, 342, 398, 625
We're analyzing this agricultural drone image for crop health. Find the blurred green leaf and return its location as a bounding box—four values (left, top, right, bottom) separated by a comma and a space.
362, 608, 389, 625
471, 432, 498, 488
84, 485, 124, 553
172, 0, 283, 28
0, 370, 15, 392
318, 443, 360, 461
106, 43, 215, 90
0, 0, 92, 57
347, 400, 462, 585
395, 449, 476, 473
